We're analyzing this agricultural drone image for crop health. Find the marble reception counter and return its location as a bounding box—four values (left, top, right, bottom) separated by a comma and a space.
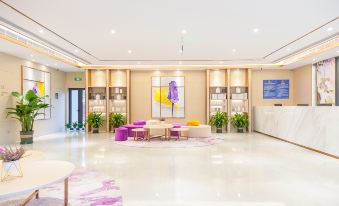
254, 106, 339, 157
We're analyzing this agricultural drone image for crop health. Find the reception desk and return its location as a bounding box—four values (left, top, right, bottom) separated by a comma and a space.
254, 106, 339, 157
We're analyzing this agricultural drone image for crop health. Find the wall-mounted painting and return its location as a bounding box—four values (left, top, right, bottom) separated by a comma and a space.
22, 66, 51, 119
314, 58, 336, 105
152, 76, 185, 118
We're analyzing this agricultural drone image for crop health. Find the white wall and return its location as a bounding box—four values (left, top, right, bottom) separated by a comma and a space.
0, 52, 66, 144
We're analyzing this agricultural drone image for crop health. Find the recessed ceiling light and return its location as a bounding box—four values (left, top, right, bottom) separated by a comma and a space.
128, 50, 132, 54
327, 27, 333, 31
232, 49, 236, 53
253, 28, 259, 33
74, 49, 79, 53
110, 29, 116, 34
38, 29, 44, 33
181, 29, 187, 35
312, 58, 316, 61
286, 48, 290, 51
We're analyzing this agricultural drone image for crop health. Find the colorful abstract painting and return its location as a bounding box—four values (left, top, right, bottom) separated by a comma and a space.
22, 66, 51, 119
314, 58, 336, 105
152, 76, 184, 118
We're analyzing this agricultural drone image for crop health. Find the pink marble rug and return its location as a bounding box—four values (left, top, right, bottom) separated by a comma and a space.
113, 136, 224, 148
0, 169, 122, 206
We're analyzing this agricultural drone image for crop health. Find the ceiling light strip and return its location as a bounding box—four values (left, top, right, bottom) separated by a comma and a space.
276, 35, 339, 65
0, 24, 84, 67
80, 64, 282, 70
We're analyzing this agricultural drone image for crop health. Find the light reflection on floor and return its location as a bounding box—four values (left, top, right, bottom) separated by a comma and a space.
29, 132, 339, 206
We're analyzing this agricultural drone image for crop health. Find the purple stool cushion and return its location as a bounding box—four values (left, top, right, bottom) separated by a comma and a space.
171, 123, 186, 136
133, 120, 146, 126
123, 124, 144, 137
115, 127, 128, 141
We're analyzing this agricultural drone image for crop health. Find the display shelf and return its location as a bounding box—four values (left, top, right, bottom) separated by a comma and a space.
229, 69, 251, 132
109, 87, 127, 132
209, 87, 227, 116
88, 87, 107, 132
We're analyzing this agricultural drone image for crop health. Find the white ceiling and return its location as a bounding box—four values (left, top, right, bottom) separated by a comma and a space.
0, 0, 338, 71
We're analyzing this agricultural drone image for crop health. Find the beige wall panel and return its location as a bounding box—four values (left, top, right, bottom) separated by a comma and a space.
130, 70, 206, 124
90, 70, 106, 87
210, 70, 226, 87
293, 65, 312, 105
110, 70, 127, 87
230, 69, 247, 87
252, 69, 294, 106
0, 52, 66, 144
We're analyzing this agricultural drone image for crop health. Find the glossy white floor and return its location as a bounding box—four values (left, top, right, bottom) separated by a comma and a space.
28, 132, 339, 206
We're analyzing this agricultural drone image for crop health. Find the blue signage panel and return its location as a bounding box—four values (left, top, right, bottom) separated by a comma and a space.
263, 80, 289, 99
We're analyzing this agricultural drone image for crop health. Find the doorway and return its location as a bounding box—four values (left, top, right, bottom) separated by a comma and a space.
69, 88, 86, 124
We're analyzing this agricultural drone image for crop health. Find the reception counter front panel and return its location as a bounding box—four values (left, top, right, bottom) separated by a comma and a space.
254, 106, 339, 157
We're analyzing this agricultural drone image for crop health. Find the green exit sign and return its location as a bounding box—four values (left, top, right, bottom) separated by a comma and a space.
74, 77, 82, 81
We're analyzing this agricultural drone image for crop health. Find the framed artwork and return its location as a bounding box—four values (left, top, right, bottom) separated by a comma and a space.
152, 76, 185, 118
314, 58, 336, 105
22, 66, 51, 120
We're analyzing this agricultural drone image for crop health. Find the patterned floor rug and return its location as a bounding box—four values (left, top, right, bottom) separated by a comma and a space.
113, 136, 224, 148
0, 169, 123, 206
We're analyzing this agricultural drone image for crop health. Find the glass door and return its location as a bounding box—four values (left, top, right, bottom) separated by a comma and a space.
69, 88, 86, 124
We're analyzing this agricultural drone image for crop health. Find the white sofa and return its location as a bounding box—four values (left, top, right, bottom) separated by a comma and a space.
182, 125, 211, 138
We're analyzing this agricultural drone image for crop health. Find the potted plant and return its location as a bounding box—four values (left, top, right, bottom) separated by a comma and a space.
72, 121, 79, 131
109, 113, 126, 132
209, 111, 228, 133
6, 90, 49, 144
65, 123, 72, 131
230, 112, 249, 133
0, 146, 25, 180
77, 122, 84, 131
87, 113, 104, 133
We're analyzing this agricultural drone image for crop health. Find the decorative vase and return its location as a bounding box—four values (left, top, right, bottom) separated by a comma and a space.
216, 128, 223, 133
93, 128, 99, 133
1, 160, 23, 181
20, 131, 33, 144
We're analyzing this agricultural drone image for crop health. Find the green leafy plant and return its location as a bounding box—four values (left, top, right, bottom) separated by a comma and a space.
72, 121, 79, 130
209, 111, 228, 133
77, 122, 84, 130
109, 113, 126, 129
87, 113, 104, 133
6, 90, 49, 144
65, 122, 72, 129
230, 113, 249, 132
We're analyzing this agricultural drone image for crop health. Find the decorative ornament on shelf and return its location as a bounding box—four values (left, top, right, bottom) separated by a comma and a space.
0, 146, 25, 181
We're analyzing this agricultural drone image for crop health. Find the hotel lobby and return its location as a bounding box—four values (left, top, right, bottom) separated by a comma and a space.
0, 0, 339, 205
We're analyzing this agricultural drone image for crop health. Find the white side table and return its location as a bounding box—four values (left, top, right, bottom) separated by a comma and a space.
0, 160, 75, 206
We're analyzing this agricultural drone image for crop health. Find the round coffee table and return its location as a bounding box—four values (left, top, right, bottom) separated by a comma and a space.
143, 124, 173, 141
0, 160, 75, 206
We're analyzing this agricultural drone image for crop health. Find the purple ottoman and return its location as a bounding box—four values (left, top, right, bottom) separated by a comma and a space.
133, 120, 146, 126
115, 127, 128, 141
123, 124, 144, 137
171, 123, 186, 136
